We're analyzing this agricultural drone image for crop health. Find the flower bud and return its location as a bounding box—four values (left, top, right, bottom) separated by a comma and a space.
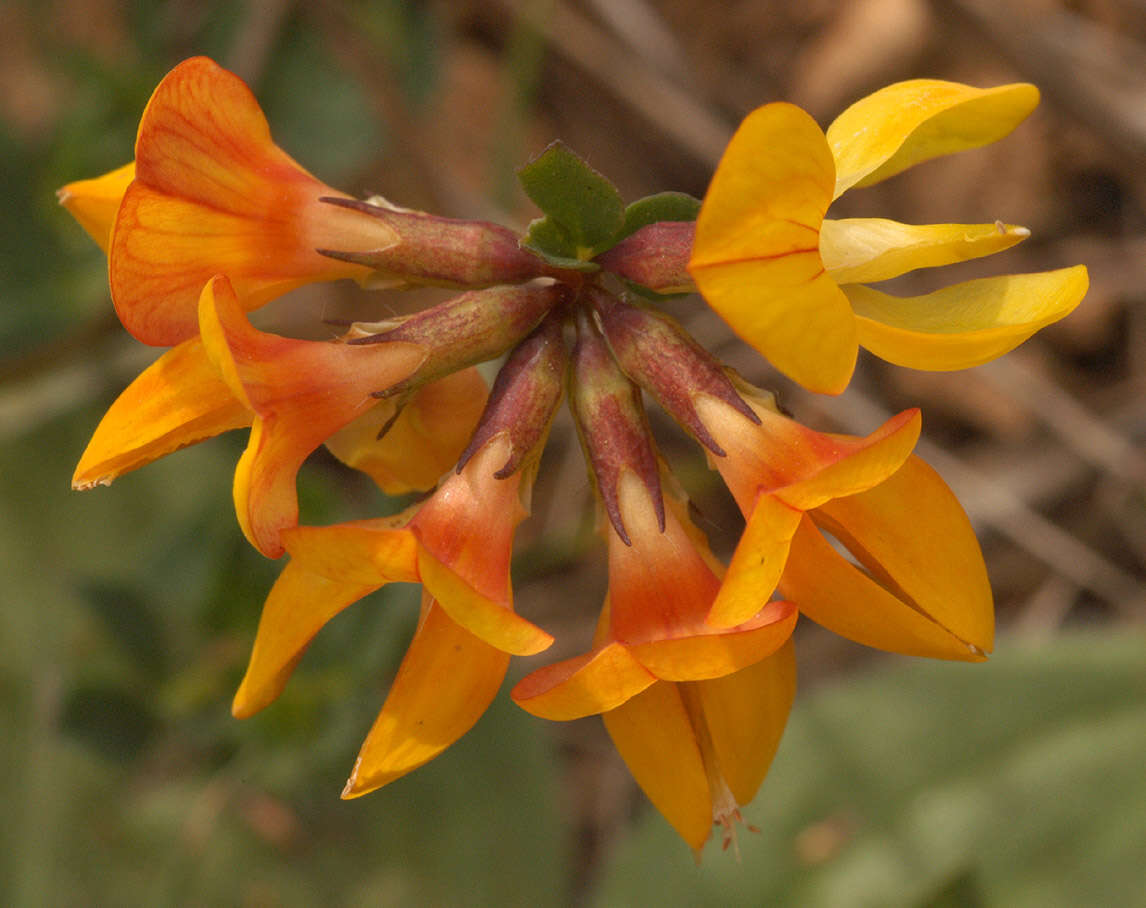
350, 280, 568, 396
588, 286, 758, 456
594, 221, 696, 294
456, 313, 568, 481
318, 197, 560, 289
569, 309, 663, 545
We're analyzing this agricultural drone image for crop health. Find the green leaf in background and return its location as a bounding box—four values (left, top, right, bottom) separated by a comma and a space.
79, 581, 168, 681
258, 19, 385, 183
517, 140, 625, 258
60, 683, 161, 761
595, 633, 1146, 908
616, 191, 701, 243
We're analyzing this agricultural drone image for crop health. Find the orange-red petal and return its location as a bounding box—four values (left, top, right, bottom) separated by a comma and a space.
410, 436, 553, 655
110, 57, 395, 345
198, 274, 426, 557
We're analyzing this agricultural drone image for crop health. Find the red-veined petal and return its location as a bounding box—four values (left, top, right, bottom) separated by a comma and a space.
198, 274, 426, 556
689, 103, 856, 394
110, 57, 396, 344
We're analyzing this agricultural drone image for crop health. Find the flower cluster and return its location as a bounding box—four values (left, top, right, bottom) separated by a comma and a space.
60, 57, 1086, 853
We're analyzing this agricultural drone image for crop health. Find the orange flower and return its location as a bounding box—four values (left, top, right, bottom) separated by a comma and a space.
197, 275, 428, 558
71, 326, 487, 501
512, 474, 795, 719
232, 433, 553, 794
603, 641, 795, 853
701, 383, 992, 659
513, 476, 796, 853
109, 57, 397, 346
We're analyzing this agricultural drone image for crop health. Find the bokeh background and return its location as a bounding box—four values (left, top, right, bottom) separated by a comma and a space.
3, 0, 1146, 905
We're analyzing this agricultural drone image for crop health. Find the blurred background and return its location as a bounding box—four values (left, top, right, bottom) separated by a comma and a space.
3, 0, 1146, 905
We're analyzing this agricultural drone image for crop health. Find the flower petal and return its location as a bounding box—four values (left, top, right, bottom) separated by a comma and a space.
342, 597, 509, 797
232, 560, 381, 718
707, 494, 803, 627
774, 409, 921, 511
780, 513, 988, 661
700, 395, 920, 515
416, 549, 553, 656
697, 638, 796, 807
72, 336, 250, 489
632, 600, 796, 681
408, 437, 553, 655
827, 81, 1040, 197
821, 218, 1029, 284
110, 57, 393, 345
56, 162, 135, 252
602, 682, 713, 852
848, 265, 1089, 371
510, 641, 657, 720
325, 367, 488, 495
689, 102, 857, 394
282, 520, 419, 586
810, 454, 994, 654
199, 275, 426, 557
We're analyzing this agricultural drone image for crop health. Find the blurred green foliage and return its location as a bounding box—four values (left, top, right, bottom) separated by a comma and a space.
597, 632, 1146, 908
2, 1, 1145, 906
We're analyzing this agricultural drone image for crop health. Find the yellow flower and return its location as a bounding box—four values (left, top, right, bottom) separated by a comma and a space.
689, 80, 1089, 393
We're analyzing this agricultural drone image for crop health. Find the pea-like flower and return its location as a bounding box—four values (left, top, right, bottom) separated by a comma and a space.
233, 320, 568, 795
689, 80, 1089, 393
57, 57, 1082, 857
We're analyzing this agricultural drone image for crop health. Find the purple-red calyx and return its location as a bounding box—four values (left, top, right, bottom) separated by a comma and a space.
568, 308, 664, 546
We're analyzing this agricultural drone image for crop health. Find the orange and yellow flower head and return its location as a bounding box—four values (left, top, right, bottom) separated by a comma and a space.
58, 59, 1085, 854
